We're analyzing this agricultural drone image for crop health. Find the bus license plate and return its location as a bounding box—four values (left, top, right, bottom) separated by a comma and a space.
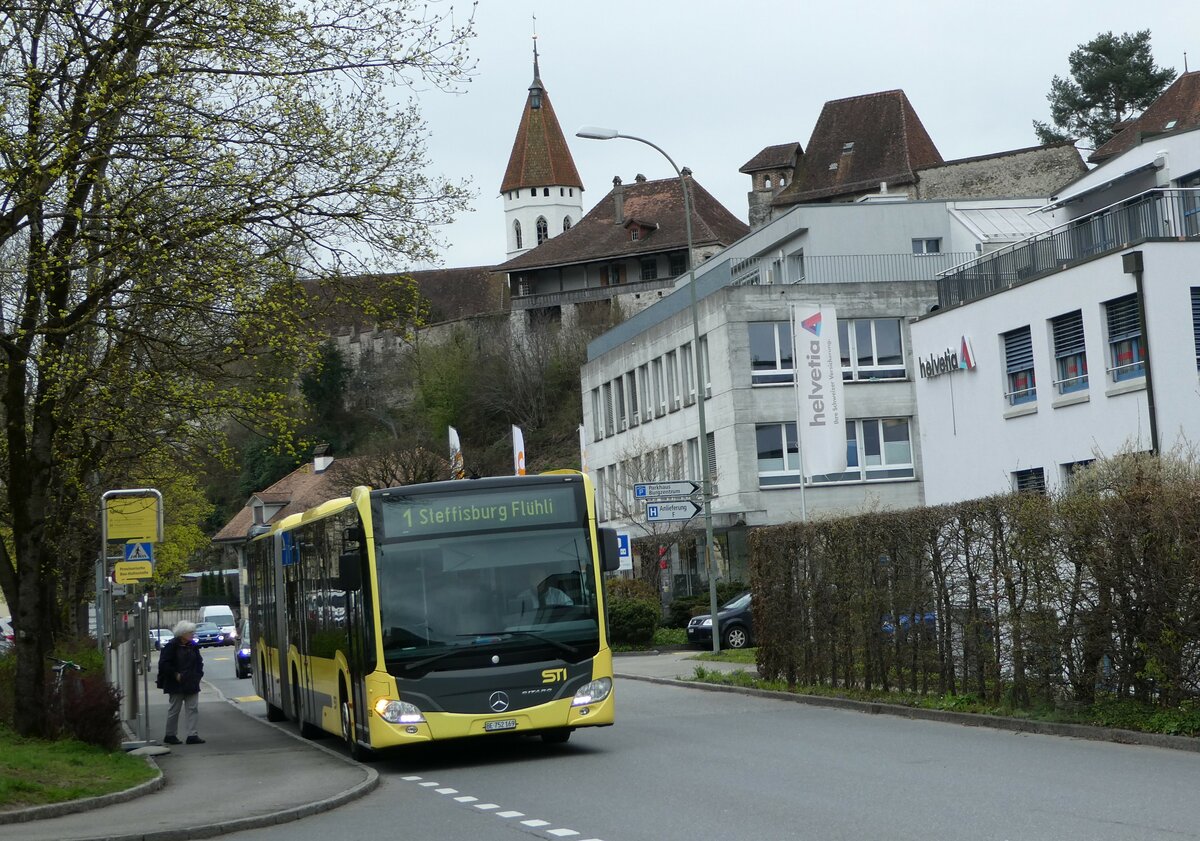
484, 719, 518, 732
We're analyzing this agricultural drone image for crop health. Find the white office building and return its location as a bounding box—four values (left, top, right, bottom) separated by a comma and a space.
911, 124, 1200, 503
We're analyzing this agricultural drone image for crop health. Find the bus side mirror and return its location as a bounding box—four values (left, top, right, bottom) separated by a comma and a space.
599, 528, 621, 573
338, 553, 362, 591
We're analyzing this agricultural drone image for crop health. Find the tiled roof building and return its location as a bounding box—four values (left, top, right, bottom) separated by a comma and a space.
1089, 71, 1200, 164
500, 49, 584, 259
497, 172, 749, 323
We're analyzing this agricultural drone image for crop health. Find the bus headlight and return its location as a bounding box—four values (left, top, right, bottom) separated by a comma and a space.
571, 677, 612, 707
374, 698, 425, 724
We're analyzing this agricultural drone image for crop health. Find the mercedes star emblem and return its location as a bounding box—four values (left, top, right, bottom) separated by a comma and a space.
489, 691, 510, 712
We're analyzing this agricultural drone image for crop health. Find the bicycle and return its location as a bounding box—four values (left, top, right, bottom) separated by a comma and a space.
47, 657, 84, 724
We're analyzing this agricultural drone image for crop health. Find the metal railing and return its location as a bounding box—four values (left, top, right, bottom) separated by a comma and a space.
732, 251, 975, 286
938, 189, 1200, 308
511, 276, 678, 309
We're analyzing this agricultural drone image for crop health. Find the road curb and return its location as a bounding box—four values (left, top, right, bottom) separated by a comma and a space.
0, 680, 379, 840
0, 758, 164, 826
616, 671, 1200, 753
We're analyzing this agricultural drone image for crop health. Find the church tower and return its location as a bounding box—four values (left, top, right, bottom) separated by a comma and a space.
500, 44, 584, 260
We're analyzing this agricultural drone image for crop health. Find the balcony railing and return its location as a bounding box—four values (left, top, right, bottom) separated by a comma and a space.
511, 276, 678, 310
937, 188, 1200, 308
731, 251, 975, 286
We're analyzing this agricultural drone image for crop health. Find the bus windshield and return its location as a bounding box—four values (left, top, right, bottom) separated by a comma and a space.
372, 485, 600, 670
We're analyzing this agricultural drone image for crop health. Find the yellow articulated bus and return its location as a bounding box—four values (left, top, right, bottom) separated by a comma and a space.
246, 472, 620, 759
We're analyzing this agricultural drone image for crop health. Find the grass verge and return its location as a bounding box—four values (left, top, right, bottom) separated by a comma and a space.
612, 627, 689, 652
0, 725, 157, 811
693, 647, 757, 664
689, 667, 1200, 738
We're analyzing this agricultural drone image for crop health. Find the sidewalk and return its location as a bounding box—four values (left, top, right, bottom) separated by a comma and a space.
0, 682, 377, 841
613, 649, 754, 680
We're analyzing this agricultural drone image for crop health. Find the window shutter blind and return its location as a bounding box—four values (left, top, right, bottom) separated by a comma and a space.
1106, 295, 1141, 342
1004, 327, 1033, 373
1014, 467, 1046, 493
1192, 288, 1200, 370
1051, 311, 1085, 358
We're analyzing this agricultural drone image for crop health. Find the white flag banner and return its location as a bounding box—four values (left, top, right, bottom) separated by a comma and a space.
791, 304, 847, 477
512, 425, 527, 476
448, 426, 466, 480
578, 424, 588, 474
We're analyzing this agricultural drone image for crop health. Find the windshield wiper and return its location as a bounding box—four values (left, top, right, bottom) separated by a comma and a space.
459, 631, 580, 658
395, 642, 481, 673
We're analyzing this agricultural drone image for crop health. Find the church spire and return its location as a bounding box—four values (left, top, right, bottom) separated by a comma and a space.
500, 47, 583, 194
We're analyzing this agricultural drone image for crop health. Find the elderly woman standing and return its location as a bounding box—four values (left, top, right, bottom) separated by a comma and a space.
157, 620, 206, 745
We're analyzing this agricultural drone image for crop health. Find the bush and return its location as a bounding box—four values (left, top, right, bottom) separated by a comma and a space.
47, 673, 123, 751
608, 599, 659, 646
605, 577, 658, 603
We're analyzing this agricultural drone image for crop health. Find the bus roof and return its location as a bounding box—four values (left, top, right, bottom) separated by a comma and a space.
369, 472, 584, 498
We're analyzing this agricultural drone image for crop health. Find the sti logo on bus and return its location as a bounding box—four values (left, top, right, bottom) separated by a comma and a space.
542, 668, 567, 684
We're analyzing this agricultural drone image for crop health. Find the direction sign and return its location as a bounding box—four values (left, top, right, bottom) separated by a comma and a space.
114, 561, 153, 584
634, 481, 701, 501
645, 500, 702, 522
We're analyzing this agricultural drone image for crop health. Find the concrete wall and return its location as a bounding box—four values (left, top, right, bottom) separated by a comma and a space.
912, 242, 1200, 504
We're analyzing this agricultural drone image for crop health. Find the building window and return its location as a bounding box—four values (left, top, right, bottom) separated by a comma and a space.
705, 431, 717, 494
591, 389, 603, 442
838, 318, 905, 380
1050, 310, 1088, 394
652, 358, 665, 416
530, 189, 536, 198
1003, 326, 1036, 405
630, 228, 640, 242
686, 438, 700, 484
912, 238, 941, 255
757, 419, 914, 486
764, 176, 773, 189
700, 335, 711, 398
513, 220, 522, 250
560, 188, 564, 196
638, 365, 652, 420
665, 351, 680, 410
1192, 288, 1200, 370
627, 372, 639, 426
595, 467, 607, 521
563, 216, 572, 231
543, 188, 549, 197
669, 252, 687, 277
640, 257, 657, 280
602, 383, 614, 437
1105, 294, 1144, 381
748, 322, 794, 385
779, 174, 787, 186
536, 216, 549, 245
1062, 459, 1094, 484
1013, 467, 1046, 494
681, 342, 696, 405
570, 188, 574, 197
614, 377, 627, 431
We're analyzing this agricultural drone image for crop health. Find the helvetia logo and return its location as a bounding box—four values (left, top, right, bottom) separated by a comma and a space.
958, 336, 976, 370
800, 312, 822, 336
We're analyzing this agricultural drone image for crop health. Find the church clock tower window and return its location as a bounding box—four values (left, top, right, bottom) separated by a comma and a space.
536, 217, 549, 245
514, 220, 522, 249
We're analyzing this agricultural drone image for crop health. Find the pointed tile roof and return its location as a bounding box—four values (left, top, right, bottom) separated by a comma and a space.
1089, 71, 1200, 164
773, 89, 943, 206
739, 143, 802, 173
500, 54, 583, 194
496, 174, 749, 272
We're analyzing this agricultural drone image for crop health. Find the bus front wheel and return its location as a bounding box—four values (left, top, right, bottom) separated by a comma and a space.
541, 728, 572, 744
341, 691, 376, 763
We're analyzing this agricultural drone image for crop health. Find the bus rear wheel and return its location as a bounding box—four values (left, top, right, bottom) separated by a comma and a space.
293, 673, 323, 739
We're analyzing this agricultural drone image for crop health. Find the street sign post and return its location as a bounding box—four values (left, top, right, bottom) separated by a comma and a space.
634, 481, 701, 501
645, 500, 702, 522
616, 532, 632, 572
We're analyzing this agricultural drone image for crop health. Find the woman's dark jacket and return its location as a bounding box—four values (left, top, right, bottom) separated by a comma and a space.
157, 638, 204, 695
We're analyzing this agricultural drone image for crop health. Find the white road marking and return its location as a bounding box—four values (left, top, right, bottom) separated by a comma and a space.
403, 773, 599, 839
436, 787, 458, 794
547, 831, 581, 838
520, 819, 550, 828
474, 803, 500, 810
496, 810, 524, 818
401, 775, 422, 781
455, 796, 478, 803
418, 781, 439, 787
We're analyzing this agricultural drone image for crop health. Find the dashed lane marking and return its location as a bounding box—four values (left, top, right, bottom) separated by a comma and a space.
547, 831, 581, 838
496, 810, 524, 818
436, 787, 458, 794
474, 803, 500, 810
520, 819, 550, 828
401, 776, 603, 840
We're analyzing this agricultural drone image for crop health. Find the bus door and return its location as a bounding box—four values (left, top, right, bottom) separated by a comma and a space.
337, 515, 371, 744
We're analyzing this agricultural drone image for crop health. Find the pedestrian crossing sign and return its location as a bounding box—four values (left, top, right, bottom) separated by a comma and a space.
124, 542, 154, 563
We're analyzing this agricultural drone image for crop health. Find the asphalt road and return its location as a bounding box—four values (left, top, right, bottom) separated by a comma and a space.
210, 665, 1200, 841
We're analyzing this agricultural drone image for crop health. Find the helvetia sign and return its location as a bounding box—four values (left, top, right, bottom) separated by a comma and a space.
919, 336, 976, 379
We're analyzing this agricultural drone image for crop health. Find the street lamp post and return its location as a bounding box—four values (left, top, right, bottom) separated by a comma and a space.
576, 127, 721, 653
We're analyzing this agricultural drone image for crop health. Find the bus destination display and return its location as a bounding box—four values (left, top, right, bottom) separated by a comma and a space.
378, 485, 580, 539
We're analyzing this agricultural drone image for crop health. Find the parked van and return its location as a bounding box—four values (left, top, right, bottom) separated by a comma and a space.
199, 604, 237, 645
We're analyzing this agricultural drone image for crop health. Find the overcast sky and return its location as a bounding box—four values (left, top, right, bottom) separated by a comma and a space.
411, 0, 1198, 270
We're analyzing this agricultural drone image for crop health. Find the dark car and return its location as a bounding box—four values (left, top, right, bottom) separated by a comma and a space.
687, 592, 754, 649
193, 621, 226, 647
234, 620, 251, 679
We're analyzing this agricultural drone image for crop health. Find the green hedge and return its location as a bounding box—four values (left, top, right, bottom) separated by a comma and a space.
750, 453, 1200, 711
